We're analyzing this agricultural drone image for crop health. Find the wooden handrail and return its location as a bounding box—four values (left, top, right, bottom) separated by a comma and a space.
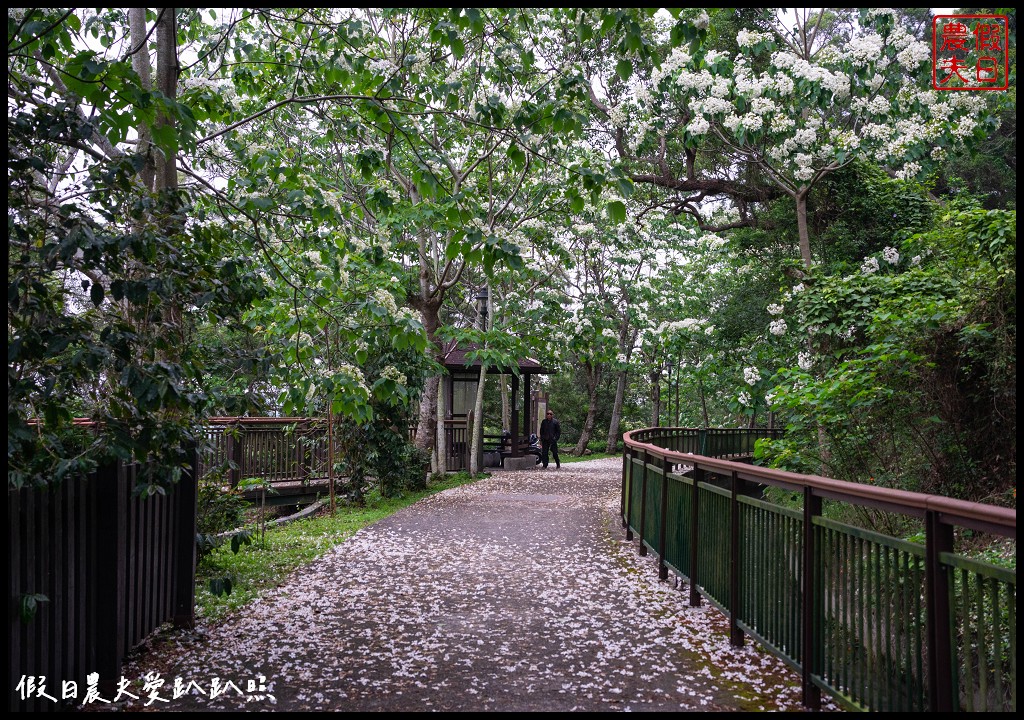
623, 428, 1015, 535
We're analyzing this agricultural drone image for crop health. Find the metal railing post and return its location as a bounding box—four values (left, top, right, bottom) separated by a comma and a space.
658, 454, 670, 581
802, 486, 822, 710
926, 510, 955, 711
729, 469, 744, 646
625, 446, 635, 541
621, 442, 629, 528
638, 449, 649, 556
689, 466, 703, 607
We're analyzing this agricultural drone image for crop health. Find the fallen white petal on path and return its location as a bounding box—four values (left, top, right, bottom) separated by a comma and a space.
111, 458, 838, 712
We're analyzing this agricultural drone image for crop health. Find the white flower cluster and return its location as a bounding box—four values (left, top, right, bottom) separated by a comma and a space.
601, 328, 617, 339
336, 363, 369, 393
380, 365, 407, 386
687, 115, 711, 135
738, 391, 752, 407
767, 303, 784, 315
798, 352, 813, 371
601, 100, 628, 129
882, 246, 900, 265
844, 32, 884, 67
771, 52, 850, 100
861, 256, 880, 274
181, 76, 240, 109
659, 318, 702, 335
736, 29, 768, 48
368, 58, 395, 78
374, 289, 399, 315
769, 319, 787, 336
743, 366, 761, 385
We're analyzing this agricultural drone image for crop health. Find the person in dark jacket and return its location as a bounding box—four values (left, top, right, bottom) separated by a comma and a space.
539, 410, 561, 469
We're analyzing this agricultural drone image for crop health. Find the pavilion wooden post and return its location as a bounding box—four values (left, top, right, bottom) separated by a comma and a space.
523, 373, 531, 448
510, 373, 520, 457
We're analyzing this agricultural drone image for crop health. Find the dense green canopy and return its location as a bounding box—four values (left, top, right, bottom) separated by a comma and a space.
8, 8, 1015, 507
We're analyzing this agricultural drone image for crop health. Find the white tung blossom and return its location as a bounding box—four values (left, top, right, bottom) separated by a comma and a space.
736, 29, 767, 48
767, 304, 784, 316
769, 319, 787, 336
743, 366, 761, 386
738, 391, 752, 407
380, 365, 407, 386
882, 246, 900, 265
861, 256, 880, 274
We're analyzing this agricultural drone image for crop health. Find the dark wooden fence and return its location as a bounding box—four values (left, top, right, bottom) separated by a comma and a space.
622, 427, 1016, 712
8, 450, 197, 712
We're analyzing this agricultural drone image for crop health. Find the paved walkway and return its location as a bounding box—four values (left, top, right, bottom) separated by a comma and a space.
114, 459, 826, 712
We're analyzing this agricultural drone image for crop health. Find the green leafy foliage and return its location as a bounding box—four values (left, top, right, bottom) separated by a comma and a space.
758, 205, 1015, 502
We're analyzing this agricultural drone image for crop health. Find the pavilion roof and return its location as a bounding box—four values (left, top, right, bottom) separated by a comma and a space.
441, 341, 554, 375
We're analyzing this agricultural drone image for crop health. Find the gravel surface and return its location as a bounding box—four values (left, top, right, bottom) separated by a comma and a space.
107, 458, 836, 712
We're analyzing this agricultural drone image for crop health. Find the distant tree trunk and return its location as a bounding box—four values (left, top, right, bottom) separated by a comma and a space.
604, 368, 628, 454
574, 362, 601, 455
469, 377, 486, 475
435, 377, 447, 474
649, 367, 661, 427
605, 326, 636, 453
698, 376, 709, 428
469, 290, 490, 476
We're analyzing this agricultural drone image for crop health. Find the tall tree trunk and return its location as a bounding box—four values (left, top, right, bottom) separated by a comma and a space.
604, 368, 628, 454
418, 375, 439, 459
468, 289, 490, 476
412, 298, 442, 456
573, 363, 600, 455
128, 8, 155, 192
795, 187, 812, 269
153, 8, 178, 194
435, 376, 447, 475
605, 326, 636, 453
151, 9, 184, 348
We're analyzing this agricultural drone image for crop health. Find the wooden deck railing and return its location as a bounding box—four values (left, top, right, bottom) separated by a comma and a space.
198, 417, 331, 486
621, 427, 1016, 712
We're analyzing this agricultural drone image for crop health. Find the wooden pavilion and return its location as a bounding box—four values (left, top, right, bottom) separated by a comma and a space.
440, 341, 554, 470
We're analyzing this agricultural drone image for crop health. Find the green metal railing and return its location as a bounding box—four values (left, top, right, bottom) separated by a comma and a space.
622, 427, 1016, 712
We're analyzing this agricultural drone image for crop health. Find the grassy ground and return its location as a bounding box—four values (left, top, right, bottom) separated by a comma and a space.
196, 472, 485, 622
